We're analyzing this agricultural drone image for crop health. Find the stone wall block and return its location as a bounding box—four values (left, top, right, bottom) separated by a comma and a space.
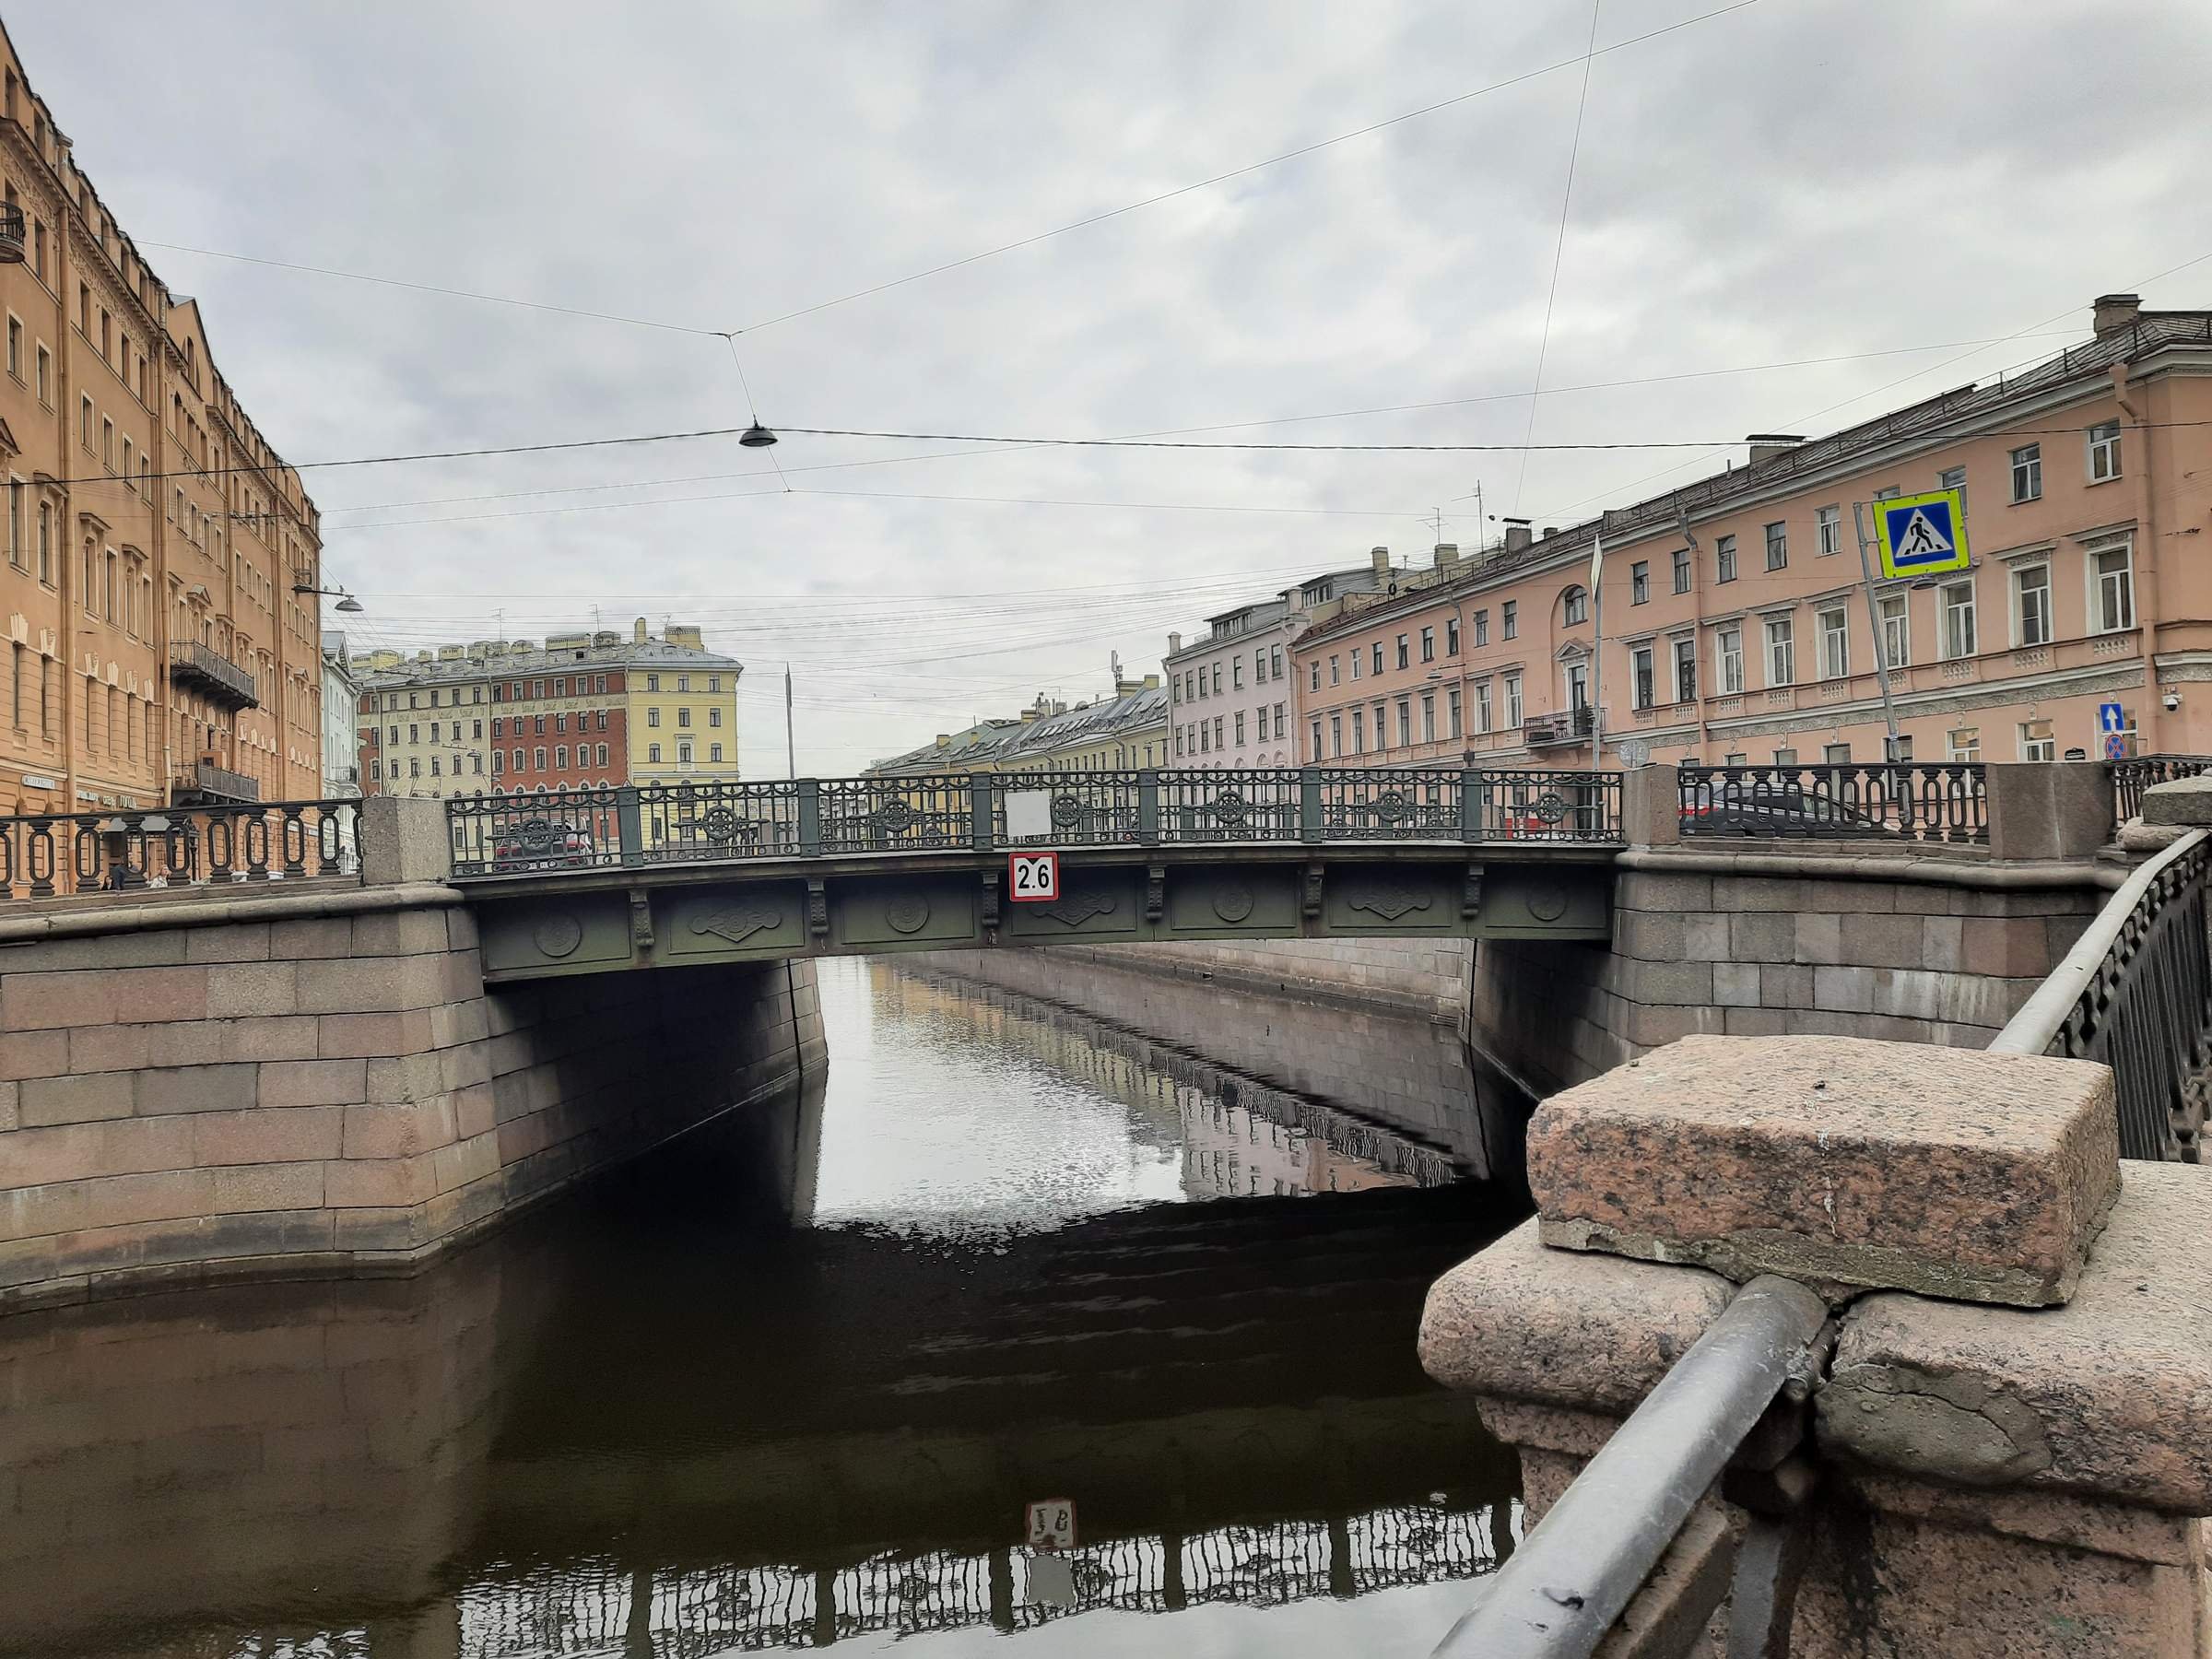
1812, 965, 1876, 1013
0, 1030, 69, 1080
205, 963, 299, 1018
1838, 912, 1924, 970
208, 1162, 324, 1216
1920, 914, 1965, 971
2, 972, 118, 1030
316, 1010, 435, 1060
428, 999, 489, 1049
1618, 871, 1713, 912
1793, 912, 1843, 965
1710, 876, 1811, 913
257, 1059, 368, 1110
1727, 912, 1797, 964
322, 1156, 437, 1209
451, 1081, 497, 1139
215, 1015, 322, 1064
362, 1053, 444, 1106
1633, 960, 1716, 1006
348, 912, 453, 959
21, 1070, 135, 1128
182, 924, 272, 965
189, 1106, 345, 1166
341, 1098, 457, 1160
294, 957, 446, 1017
1713, 962, 1760, 1007
133, 1064, 260, 1117
268, 917, 358, 961
1759, 964, 1814, 1008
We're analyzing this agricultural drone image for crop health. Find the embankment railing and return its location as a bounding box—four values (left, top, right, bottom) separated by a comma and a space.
1989, 826, 2212, 1161
0, 800, 363, 900
1677, 761, 1987, 843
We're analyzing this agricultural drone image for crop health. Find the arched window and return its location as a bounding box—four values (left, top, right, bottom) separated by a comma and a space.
1561, 585, 1588, 626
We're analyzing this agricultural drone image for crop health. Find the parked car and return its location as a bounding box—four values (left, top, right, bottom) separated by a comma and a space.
491, 819, 596, 869
1680, 778, 1888, 837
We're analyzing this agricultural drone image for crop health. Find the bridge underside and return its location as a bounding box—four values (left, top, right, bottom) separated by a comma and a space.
466, 847, 1613, 982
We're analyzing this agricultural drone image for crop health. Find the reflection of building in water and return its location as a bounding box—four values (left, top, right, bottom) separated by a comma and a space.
455, 1500, 1507, 1654
875, 963, 1457, 1196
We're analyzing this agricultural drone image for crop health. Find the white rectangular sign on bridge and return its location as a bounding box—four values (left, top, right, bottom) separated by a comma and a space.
1009, 851, 1061, 902
1026, 1497, 1077, 1550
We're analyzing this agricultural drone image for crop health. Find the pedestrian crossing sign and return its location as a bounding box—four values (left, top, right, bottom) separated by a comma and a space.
1875, 488, 1970, 579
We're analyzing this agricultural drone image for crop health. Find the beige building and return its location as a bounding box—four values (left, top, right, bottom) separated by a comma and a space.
1293, 296, 2212, 773
872, 677, 1167, 775
0, 21, 324, 815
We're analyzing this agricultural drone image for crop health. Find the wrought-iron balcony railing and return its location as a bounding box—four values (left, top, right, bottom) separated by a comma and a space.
0, 203, 23, 265
175, 759, 261, 805
443, 766, 1629, 877
1523, 707, 1595, 748
168, 641, 259, 710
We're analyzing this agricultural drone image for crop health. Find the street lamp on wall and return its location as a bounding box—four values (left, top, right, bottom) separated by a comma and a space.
291, 582, 364, 613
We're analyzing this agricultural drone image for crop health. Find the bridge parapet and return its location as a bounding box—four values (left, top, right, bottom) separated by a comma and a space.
1421, 1034, 2212, 1657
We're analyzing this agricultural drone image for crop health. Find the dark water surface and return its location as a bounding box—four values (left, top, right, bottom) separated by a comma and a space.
0, 957, 1529, 1659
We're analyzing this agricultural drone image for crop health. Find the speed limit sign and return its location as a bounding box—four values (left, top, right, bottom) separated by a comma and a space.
1009, 851, 1060, 902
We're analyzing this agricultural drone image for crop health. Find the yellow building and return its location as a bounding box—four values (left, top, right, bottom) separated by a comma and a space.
0, 22, 325, 814
623, 622, 741, 784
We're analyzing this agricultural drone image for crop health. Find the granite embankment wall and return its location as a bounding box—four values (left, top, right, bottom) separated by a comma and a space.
0, 887, 825, 1311
1006, 937, 1475, 1025
1470, 855, 2112, 1098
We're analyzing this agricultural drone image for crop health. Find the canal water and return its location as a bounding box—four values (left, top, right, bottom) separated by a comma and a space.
0, 956, 1530, 1659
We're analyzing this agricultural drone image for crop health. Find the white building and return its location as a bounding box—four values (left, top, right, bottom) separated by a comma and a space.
1162, 551, 1400, 770
319, 631, 364, 799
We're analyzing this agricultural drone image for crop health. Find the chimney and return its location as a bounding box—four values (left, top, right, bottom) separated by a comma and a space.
1167, 631, 1182, 655
935, 733, 950, 750
1142, 673, 1159, 688
1370, 545, 1390, 575
1433, 542, 1460, 571
1541, 526, 1559, 540
665, 624, 703, 651
633, 617, 648, 642
2092, 292, 2142, 338
1747, 432, 1806, 465
1503, 524, 1533, 554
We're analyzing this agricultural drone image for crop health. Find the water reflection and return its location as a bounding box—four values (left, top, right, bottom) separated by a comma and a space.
0, 957, 1526, 1659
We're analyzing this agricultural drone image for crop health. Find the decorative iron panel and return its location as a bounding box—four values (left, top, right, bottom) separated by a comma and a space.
1158, 769, 1300, 843
819, 775, 974, 853
448, 788, 624, 877
640, 781, 801, 863
1467, 770, 1622, 842
1319, 768, 1463, 841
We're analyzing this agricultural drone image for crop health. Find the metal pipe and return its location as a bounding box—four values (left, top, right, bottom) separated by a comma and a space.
1851, 501, 1903, 761
1989, 826, 2209, 1055
1432, 1275, 1828, 1659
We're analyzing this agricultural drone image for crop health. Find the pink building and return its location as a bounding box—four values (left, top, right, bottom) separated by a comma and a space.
1290, 295, 2212, 772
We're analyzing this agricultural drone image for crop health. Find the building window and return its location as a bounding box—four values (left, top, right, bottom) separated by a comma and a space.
2088, 420, 2122, 483
555, 746, 568, 769
1938, 466, 1967, 518
676, 675, 689, 692
1715, 535, 1737, 583
1446, 688, 1461, 737
1502, 602, 1517, 641
1420, 626, 1435, 662
1816, 505, 1842, 557
1630, 562, 1650, 605
2010, 443, 2041, 502
647, 707, 660, 727
708, 708, 722, 727
1630, 645, 1654, 710
1349, 648, 1361, 681
1397, 698, 1412, 746
2013, 563, 2052, 647
1878, 594, 1909, 668
1310, 718, 1323, 760
1503, 673, 1522, 726
535, 747, 547, 770
1671, 547, 1691, 594
1444, 618, 1459, 654
710, 743, 724, 762
35, 344, 48, 406
1329, 714, 1343, 758
1673, 637, 1697, 703
1942, 581, 1978, 659
2093, 544, 2136, 633
1947, 726, 1981, 762
1818, 606, 1849, 679
1175, 726, 1185, 757
1351, 709, 1366, 754
1561, 586, 1588, 626
1763, 522, 1787, 571
1234, 711, 1246, 745
1474, 680, 1492, 733
1310, 662, 1320, 692
1717, 627, 1744, 695
1394, 633, 1410, 669
1274, 702, 1286, 738
1371, 700, 1386, 748
1232, 657, 1245, 690
1823, 743, 1852, 765
648, 743, 662, 764
1765, 617, 1795, 687
677, 740, 694, 767
1371, 642, 1383, 676
1270, 644, 1284, 678
1420, 693, 1437, 742
2019, 720, 2055, 762
1565, 662, 1589, 712
1474, 609, 1488, 646
677, 708, 691, 727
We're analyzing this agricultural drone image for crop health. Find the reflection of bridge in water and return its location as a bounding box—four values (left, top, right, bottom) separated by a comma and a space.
461, 1500, 1509, 1656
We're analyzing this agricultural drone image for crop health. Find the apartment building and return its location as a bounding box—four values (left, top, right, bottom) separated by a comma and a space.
870, 679, 1168, 774
319, 630, 362, 798
0, 22, 324, 814
1292, 295, 2212, 771
355, 619, 738, 799
1162, 555, 1401, 770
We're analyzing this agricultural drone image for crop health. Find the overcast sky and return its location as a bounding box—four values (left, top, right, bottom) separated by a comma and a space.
18, 1, 2210, 771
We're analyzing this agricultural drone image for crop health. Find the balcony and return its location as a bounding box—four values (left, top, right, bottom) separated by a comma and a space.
0, 203, 22, 265
174, 759, 260, 805
170, 641, 259, 710
1524, 707, 1595, 748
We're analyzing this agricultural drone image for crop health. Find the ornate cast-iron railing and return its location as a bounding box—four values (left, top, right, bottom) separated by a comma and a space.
1678, 761, 1987, 843
0, 801, 363, 900
1990, 827, 2211, 1161
2112, 754, 2212, 822
445, 768, 1628, 877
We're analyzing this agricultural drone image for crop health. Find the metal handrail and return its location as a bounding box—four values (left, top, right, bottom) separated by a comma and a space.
1433, 1275, 1828, 1659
